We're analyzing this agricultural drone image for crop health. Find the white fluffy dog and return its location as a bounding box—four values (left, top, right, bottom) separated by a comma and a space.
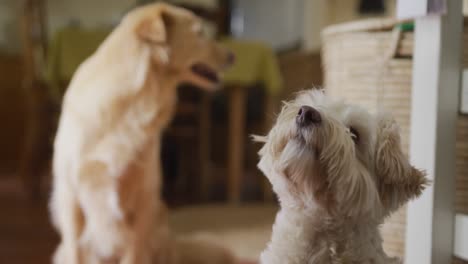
255, 89, 427, 264
50, 3, 234, 264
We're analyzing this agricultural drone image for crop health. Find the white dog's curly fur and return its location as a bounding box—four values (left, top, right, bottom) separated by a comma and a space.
255, 89, 427, 264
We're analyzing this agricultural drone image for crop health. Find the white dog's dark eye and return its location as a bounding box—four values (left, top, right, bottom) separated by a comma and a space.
349, 127, 360, 143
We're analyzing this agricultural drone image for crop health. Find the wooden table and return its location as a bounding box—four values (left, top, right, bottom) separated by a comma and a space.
44, 29, 283, 203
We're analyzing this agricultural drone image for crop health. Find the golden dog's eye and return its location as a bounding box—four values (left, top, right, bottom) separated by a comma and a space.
349, 127, 359, 143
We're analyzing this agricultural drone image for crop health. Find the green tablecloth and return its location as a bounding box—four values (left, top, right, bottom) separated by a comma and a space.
220, 38, 282, 94
45, 28, 283, 100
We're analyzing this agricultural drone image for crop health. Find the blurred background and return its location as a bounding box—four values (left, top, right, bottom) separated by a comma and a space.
0, 0, 467, 263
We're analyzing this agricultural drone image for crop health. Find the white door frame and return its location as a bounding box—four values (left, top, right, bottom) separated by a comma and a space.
405, 0, 464, 263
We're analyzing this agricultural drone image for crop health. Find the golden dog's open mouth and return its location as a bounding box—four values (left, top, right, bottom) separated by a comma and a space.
191, 63, 220, 84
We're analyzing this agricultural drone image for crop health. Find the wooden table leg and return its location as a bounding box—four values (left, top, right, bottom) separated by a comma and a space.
228, 86, 246, 203
19, 81, 50, 200
199, 92, 212, 201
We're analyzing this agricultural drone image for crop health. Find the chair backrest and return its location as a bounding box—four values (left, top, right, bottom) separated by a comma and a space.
20, 0, 48, 84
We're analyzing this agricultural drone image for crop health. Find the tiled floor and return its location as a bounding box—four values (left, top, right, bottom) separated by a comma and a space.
1, 178, 464, 264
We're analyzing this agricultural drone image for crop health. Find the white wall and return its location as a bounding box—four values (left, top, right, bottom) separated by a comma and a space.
303, 0, 468, 52
47, 0, 136, 36
0, 0, 221, 54
231, 0, 304, 50
0, 0, 136, 54
9, 0, 466, 55
302, 0, 328, 51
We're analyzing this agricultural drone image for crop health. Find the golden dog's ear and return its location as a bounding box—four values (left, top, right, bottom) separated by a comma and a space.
137, 10, 170, 44
375, 113, 428, 214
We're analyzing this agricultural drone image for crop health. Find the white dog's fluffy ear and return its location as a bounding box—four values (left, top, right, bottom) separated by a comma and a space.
375, 113, 428, 213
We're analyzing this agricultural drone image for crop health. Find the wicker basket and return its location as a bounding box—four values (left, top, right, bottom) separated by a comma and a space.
322, 18, 468, 262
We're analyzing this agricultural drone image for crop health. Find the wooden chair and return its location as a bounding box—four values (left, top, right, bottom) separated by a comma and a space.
162, 1, 231, 203
19, 0, 51, 199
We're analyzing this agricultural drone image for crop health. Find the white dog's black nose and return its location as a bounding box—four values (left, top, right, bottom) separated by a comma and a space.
296, 106, 321, 126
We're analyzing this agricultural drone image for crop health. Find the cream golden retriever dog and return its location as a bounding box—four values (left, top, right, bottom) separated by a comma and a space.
50, 3, 234, 264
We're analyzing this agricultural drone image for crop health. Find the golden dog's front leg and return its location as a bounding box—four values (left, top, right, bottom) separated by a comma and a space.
78, 158, 161, 264
119, 177, 166, 264
50, 175, 85, 264
120, 205, 158, 264
51, 205, 83, 264
77, 161, 128, 262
